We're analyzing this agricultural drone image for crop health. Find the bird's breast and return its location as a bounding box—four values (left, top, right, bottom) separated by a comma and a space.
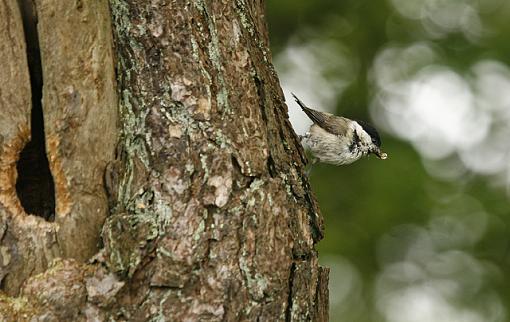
303, 125, 364, 165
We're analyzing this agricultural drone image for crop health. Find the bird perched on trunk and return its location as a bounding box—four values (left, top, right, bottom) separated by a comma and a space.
292, 93, 387, 166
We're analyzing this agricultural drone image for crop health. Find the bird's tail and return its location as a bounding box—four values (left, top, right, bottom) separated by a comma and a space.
291, 93, 330, 127
291, 93, 308, 111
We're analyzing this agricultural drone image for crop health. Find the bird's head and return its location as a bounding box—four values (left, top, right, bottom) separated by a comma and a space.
355, 120, 387, 160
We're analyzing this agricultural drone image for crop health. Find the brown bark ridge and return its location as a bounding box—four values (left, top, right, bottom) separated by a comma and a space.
0, 0, 328, 321
101, 0, 327, 320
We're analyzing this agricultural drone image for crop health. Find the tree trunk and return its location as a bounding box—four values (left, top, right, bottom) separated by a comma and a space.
0, 0, 328, 321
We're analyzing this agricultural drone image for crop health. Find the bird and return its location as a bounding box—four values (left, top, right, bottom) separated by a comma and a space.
292, 93, 387, 166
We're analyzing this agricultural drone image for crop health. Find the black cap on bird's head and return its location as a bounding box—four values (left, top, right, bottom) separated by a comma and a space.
356, 120, 381, 147
356, 120, 387, 159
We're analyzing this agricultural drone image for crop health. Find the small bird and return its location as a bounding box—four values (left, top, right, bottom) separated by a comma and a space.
292, 93, 387, 166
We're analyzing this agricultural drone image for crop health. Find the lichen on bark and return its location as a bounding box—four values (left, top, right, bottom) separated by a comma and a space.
0, 0, 328, 320
102, 0, 326, 320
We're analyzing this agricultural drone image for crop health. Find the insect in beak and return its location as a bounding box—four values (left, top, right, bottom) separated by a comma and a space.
373, 148, 388, 160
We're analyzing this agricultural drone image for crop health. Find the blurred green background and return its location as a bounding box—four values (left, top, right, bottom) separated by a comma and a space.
266, 1, 510, 321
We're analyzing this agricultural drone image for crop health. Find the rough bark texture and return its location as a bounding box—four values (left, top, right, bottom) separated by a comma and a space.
0, 0, 328, 321
0, 0, 117, 295
101, 0, 326, 320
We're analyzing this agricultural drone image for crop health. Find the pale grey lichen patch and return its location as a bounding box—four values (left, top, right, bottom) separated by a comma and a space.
190, 35, 213, 91
193, 219, 206, 241
160, 88, 173, 109
136, 23, 147, 37
248, 178, 265, 192
216, 88, 230, 114
214, 129, 231, 149
246, 194, 256, 208
114, 86, 153, 208
228, 205, 244, 217
190, 36, 201, 61
103, 226, 126, 273
117, 160, 133, 209
234, 0, 270, 63
110, 0, 132, 36
239, 252, 269, 301
279, 172, 297, 201
102, 210, 159, 276
193, 0, 231, 114
157, 246, 173, 259
232, 20, 242, 44
156, 290, 174, 321
154, 197, 173, 233
234, 0, 255, 38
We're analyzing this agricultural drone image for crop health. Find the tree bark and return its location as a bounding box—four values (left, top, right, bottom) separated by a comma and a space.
0, 0, 117, 295
0, 0, 328, 321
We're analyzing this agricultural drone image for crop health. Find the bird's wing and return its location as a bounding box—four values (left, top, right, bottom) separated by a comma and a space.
292, 93, 350, 136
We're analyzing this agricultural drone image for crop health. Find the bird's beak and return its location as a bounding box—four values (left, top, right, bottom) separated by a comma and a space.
373, 148, 388, 160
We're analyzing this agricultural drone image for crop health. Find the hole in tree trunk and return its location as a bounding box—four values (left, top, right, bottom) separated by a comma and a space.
15, 0, 55, 221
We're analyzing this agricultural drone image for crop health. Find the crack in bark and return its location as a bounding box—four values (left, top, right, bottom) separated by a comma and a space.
252, 75, 277, 179
285, 262, 296, 322
15, 0, 55, 221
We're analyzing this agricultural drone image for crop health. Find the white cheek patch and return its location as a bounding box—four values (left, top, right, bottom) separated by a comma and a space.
353, 122, 373, 147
